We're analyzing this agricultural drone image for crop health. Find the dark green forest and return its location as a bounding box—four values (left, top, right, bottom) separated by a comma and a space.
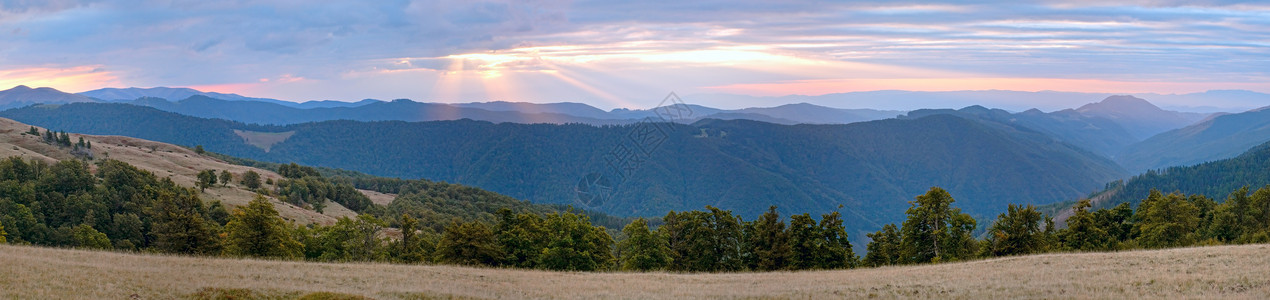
0, 103, 1129, 245
1096, 140, 1270, 210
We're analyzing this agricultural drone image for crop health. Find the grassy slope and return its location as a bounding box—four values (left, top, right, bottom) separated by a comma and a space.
0, 117, 360, 225
3, 243, 1267, 299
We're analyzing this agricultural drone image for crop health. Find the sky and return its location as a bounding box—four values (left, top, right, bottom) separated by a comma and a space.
1, 0, 1268, 110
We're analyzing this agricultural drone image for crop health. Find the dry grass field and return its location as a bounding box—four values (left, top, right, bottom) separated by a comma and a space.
2, 243, 1268, 299
0, 117, 386, 225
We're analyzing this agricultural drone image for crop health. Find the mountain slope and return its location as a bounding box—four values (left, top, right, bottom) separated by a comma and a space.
0, 103, 1128, 240
0, 85, 96, 110
0, 116, 348, 224
1117, 107, 1270, 173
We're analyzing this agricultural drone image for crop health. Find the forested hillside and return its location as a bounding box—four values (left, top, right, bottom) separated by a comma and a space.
1, 103, 1128, 240
904, 105, 1138, 157
1095, 140, 1270, 210
1118, 107, 1270, 173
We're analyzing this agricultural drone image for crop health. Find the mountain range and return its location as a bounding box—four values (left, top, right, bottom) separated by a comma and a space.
7, 84, 1270, 240
0, 102, 1130, 240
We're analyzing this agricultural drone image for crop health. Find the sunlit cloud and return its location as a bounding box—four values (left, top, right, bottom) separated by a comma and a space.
1, 0, 1267, 110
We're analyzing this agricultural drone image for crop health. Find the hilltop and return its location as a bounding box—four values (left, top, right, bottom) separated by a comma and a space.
2, 243, 1267, 299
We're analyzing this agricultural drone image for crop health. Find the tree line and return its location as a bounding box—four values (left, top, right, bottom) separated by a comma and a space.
4, 156, 1270, 272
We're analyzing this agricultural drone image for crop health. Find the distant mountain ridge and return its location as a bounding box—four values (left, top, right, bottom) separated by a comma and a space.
75, 87, 905, 126
1075, 95, 1209, 139
79, 87, 375, 108
0, 85, 96, 110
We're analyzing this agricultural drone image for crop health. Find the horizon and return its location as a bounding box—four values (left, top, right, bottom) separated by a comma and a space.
2, 1, 1269, 110
5, 83, 1268, 113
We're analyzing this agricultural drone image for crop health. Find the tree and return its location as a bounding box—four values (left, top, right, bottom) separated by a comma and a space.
395, 214, 433, 263
0, 222, 7, 243
864, 224, 901, 267
1135, 190, 1199, 248
194, 145, 205, 154
537, 211, 615, 271
196, 170, 217, 192
71, 224, 112, 250
1058, 199, 1111, 251
617, 218, 670, 271
816, 211, 856, 269
744, 206, 790, 271
223, 195, 302, 258
899, 187, 976, 263
151, 189, 221, 255
240, 170, 262, 189
660, 207, 744, 272
985, 204, 1049, 256
787, 213, 819, 269
219, 170, 233, 187
435, 220, 502, 266
495, 209, 546, 268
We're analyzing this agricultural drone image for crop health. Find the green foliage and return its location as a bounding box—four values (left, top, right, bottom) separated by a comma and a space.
71, 224, 112, 250
899, 187, 977, 263
434, 220, 502, 266
0, 222, 7, 244
219, 170, 233, 187
274, 176, 373, 213
393, 214, 435, 263
537, 211, 615, 271
494, 209, 546, 268
223, 195, 302, 258
1058, 200, 1112, 251
743, 206, 790, 271
863, 224, 901, 267
278, 162, 321, 179
1135, 190, 1200, 248
787, 213, 819, 270
196, 169, 217, 192
151, 188, 221, 255
815, 211, 857, 269
240, 170, 262, 189
660, 207, 744, 272
297, 215, 385, 262
617, 218, 670, 271
985, 204, 1052, 256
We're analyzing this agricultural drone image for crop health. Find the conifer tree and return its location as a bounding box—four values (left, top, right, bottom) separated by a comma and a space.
744, 206, 790, 271
816, 211, 856, 269
864, 224, 901, 266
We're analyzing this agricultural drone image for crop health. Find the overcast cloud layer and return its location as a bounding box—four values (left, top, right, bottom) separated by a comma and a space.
1, 0, 1268, 110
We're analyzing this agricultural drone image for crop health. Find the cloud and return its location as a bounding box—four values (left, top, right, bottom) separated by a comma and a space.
0, 0, 1266, 107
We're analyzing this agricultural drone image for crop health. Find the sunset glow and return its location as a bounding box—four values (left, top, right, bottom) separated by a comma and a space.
1, 1, 1268, 110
